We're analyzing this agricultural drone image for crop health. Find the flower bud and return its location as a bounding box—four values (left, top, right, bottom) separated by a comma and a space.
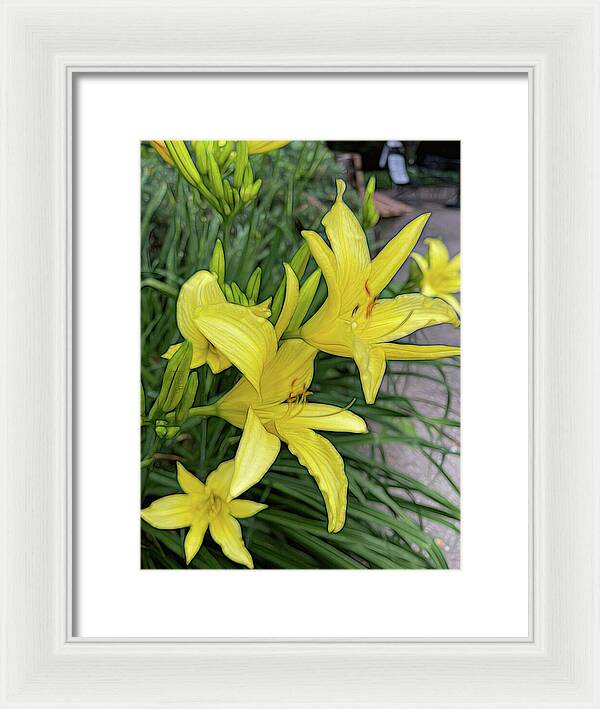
161, 340, 193, 412
174, 371, 198, 424
360, 176, 380, 229
245, 267, 262, 304
287, 268, 322, 333
270, 242, 310, 322
209, 240, 225, 288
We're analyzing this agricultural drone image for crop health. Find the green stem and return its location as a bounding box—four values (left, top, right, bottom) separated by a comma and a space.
221, 215, 234, 266
188, 404, 219, 417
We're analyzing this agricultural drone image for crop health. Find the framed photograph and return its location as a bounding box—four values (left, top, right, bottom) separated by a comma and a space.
2, 1, 598, 706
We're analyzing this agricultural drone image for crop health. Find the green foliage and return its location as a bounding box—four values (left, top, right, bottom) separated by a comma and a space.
141, 141, 459, 569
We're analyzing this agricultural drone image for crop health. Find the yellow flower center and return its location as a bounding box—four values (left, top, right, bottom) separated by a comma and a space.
350, 281, 377, 325
207, 491, 223, 517
273, 379, 313, 422
285, 378, 312, 405
191, 490, 223, 518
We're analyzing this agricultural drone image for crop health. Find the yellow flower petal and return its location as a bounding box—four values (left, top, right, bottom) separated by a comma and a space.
177, 271, 226, 340
216, 378, 260, 428
246, 141, 289, 155
227, 499, 268, 518
258, 339, 317, 405
249, 297, 272, 319
193, 302, 277, 393
383, 343, 460, 360
162, 343, 183, 359
231, 408, 281, 498
271, 402, 367, 434
439, 292, 461, 315
166, 271, 228, 369
362, 294, 459, 343
368, 213, 430, 296
274, 263, 299, 340
424, 237, 450, 268
448, 253, 461, 270
301, 315, 352, 358
410, 251, 429, 275
162, 340, 209, 370
205, 346, 231, 374
209, 512, 254, 568
184, 519, 209, 564
176, 462, 205, 495
321, 179, 371, 312
300, 229, 341, 329
141, 494, 194, 529
205, 460, 235, 500
351, 337, 387, 405
276, 423, 348, 533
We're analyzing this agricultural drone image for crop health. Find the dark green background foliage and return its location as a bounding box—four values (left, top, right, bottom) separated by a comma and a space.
141, 141, 459, 569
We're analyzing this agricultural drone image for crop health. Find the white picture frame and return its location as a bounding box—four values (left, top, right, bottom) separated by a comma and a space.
1, 0, 598, 706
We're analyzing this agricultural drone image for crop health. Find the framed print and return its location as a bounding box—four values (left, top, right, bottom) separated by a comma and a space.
1, 1, 599, 707
74, 73, 528, 639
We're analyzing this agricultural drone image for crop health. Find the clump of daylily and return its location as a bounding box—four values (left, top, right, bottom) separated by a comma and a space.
149, 140, 288, 220
142, 168, 461, 568
185, 265, 366, 533
411, 237, 461, 314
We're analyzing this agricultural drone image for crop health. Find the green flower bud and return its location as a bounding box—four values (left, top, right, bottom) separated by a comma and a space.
174, 371, 198, 424
164, 141, 202, 189
161, 341, 193, 412
223, 283, 235, 302
203, 368, 214, 396
287, 268, 322, 333
233, 141, 249, 188
223, 180, 234, 209
207, 152, 226, 203
359, 176, 380, 229
270, 242, 310, 322
250, 178, 262, 199
216, 141, 234, 168
245, 267, 262, 304
231, 282, 248, 305
209, 240, 225, 288
242, 164, 254, 188
194, 141, 209, 175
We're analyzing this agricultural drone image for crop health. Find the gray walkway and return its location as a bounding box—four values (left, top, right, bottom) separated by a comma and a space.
376, 194, 460, 568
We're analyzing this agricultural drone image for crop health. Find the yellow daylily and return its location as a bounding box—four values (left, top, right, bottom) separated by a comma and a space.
247, 141, 289, 155
163, 270, 274, 388
195, 338, 367, 533
141, 460, 267, 568
300, 180, 461, 405
411, 237, 461, 314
